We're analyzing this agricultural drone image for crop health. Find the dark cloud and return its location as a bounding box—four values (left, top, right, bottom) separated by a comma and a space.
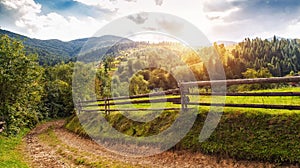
109, 0, 137, 2
157, 19, 184, 34
143, 27, 157, 31
155, 0, 164, 6
207, 16, 221, 21
203, 0, 233, 12
203, 0, 300, 40
124, 0, 137, 2
0, 3, 21, 32
127, 13, 148, 24
204, 0, 300, 22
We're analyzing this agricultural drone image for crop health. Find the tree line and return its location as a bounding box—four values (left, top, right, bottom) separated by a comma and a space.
0, 35, 74, 135
216, 36, 300, 79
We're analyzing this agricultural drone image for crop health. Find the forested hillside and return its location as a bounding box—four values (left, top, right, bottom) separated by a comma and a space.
224, 37, 300, 78
0, 29, 133, 65
94, 37, 300, 98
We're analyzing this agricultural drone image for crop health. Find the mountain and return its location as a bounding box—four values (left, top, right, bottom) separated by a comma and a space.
266, 35, 297, 42
0, 29, 133, 65
215, 40, 237, 46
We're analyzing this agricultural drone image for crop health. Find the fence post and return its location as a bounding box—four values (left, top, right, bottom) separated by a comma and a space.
0, 121, 5, 133
107, 98, 110, 115
78, 99, 82, 114
180, 84, 189, 111
104, 98, 108, 115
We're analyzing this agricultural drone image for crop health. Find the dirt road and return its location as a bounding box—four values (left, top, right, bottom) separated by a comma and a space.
24, 120, 294, 168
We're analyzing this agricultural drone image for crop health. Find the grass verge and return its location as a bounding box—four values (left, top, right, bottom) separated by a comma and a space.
0, 129, 30, 168
66, 108, 300, 165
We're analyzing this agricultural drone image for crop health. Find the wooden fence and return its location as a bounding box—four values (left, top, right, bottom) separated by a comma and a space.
78, 76, 300, 114
181, 76, 300, 110
78, 89, 181, 114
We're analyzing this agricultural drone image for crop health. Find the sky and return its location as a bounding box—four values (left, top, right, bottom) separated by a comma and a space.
1, 0, 300, 42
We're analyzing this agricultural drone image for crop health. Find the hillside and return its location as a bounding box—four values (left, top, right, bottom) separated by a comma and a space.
0, 29, 133, 65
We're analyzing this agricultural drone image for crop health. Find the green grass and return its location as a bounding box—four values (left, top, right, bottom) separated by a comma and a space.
0, 129, 30, 168
68, 87, 300, 164
191, 86, 300, 104
250, 87, 300, 92
176, 109, 300, 165
67, 108, 300, 165
189, 86, 300, 114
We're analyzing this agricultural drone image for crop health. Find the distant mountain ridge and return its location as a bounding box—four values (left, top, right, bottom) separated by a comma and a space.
0, 29, 132, 65
215, 40, 237, 46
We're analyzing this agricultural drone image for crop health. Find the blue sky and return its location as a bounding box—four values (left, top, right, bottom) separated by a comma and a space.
1, 0, 300, 42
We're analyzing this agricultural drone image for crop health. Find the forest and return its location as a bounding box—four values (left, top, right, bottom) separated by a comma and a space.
0, 33, 300, 136
95, 36, 300, 98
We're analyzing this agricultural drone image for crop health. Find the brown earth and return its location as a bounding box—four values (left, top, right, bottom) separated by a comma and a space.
23, 120, 297, 168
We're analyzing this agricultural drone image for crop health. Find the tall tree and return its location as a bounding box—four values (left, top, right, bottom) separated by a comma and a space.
0, 35, 42, 134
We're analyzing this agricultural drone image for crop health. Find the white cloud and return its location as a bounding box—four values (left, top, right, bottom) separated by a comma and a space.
6, 0, 300, 42
205, 7, 240, 23
2, 0, 40, 12
1, 0, 214, 41
202, 0, 300, 41
282, 20, 300, 39
74, 0, 118, 12
2, 0, 41, 33
32, 15, 106, 41
1, 0, 108, 41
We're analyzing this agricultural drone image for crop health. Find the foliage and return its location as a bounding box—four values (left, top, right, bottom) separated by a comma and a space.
129, 74, 149, 95
237, 68, 274, 91
222, 37, 300, 78
73, 62, 96, 100
189, 37, 300, 80
0, 35, 42, 135
41, 63, 75, 118
0, 35, 78, 134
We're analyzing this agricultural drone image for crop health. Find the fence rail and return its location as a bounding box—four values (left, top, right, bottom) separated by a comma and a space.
180, 76, 300, 111
77, 76, 300, 114
82, 108, 182, 113
78, 89, 181, 114
181, 76, 300, 87
81, 97, 181, 107
80, 89, 180, 103
186, 92, 300, 96
188, 102, 300, 110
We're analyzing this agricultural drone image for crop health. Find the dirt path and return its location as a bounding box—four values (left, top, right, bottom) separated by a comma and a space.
24, 120, 75, 168
24, 120, 296, 168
